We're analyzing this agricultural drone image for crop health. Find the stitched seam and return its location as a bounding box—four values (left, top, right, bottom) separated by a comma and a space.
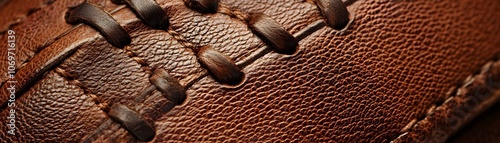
166, 29, 199, 52
53, 67, 110, 112
84, 18, 329, 143
390, 59, 499, 142
76, 1, 339, 139
3, 0, 345, 140
79, 46, 165, 141
0, 0, 56, 34
107, 21, 327, 117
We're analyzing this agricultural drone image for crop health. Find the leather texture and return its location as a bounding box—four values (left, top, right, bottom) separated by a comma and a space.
1, 0, 500, 142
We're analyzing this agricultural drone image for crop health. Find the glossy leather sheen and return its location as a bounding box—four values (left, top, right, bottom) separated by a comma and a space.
1, 0, 500, 142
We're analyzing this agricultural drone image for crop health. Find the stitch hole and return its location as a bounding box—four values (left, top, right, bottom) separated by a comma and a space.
65, 3, 131, 48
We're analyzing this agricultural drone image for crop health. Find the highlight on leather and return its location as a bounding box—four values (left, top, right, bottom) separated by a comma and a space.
111, 0, 169, 29
197, 46, 244, 85
316, 0, 349, 30
183, 0, 219, 13
149, 68, 187, 105
65, 3, 131, 48
248, 13, 298, 55
108, 104, 155, 142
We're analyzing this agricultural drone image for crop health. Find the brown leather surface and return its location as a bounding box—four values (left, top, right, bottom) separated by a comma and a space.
0, 71, 108, 142
0, 0, 500, 142
0, 0, 119, 86
447, 102, 500, 143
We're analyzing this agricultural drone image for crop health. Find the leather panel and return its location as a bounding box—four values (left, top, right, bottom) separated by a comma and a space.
151, 0, 500, 142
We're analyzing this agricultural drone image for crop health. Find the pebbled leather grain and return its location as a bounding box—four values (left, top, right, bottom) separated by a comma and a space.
0, 0, 500, 142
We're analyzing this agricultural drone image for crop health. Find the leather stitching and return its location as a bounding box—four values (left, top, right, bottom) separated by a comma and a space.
4, 0, 498, 141
218, 3, 250, 22
123, 46, 154, 75
81, 7, 333, 141
390, 59, 500, 142
2, 0, 351, 141
82, 20, 329, 143
166, 29, 199, 52
183, 20, 329, 90
0, 5, 128, 87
